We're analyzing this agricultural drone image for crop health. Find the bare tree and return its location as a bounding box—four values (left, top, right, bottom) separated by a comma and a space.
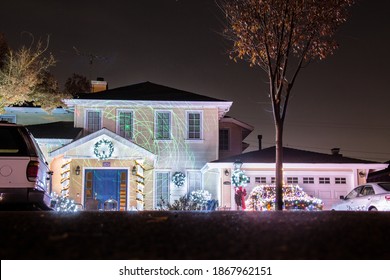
0, 35, 69, 113
64, 73, 91, 98
220, 0, 354, 210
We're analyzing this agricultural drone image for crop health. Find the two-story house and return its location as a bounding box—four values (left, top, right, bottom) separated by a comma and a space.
47, 81, 232, 210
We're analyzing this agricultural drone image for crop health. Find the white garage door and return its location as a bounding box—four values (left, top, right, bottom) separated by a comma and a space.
299, 175, 353, 210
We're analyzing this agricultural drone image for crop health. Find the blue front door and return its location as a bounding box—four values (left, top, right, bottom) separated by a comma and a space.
84, 169, 127, 210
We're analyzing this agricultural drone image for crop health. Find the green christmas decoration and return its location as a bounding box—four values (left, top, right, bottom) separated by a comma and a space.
94, 139, 114, 160
172, 171, 186, 187
246, 184, 323, 211
231, 169, 249, 187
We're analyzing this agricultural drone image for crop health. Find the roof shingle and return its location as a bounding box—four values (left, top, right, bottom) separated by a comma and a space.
214, 146, 380, 164
26, 122, 82, 140
76, 81, 227, 102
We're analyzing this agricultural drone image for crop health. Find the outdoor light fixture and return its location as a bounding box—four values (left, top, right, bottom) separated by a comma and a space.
75, 165, 81, 176
224, 169, 230, 176
233, 159, 243, 170
132, 166, 137, 175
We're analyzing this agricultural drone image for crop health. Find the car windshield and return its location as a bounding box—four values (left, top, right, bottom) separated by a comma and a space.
0, 126, 29, 156
378, 183, 390, 192
345, 186, 363, 199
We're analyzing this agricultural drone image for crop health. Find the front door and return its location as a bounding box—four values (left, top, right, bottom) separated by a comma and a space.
84, 169, 128, 210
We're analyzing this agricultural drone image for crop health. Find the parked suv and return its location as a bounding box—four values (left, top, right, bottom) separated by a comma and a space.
0, 122, 52, 210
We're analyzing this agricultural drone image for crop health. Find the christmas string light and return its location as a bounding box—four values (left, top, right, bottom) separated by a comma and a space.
51, 192, 78, 211
246, 184, 323, 211
135, 160, 145, 210
172, 171, 186, 187
60, 159, 71, 197
93, 138, 114, 160
189, 189, 212, 210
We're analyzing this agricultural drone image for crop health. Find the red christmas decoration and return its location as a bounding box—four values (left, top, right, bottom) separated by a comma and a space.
234, 186, 247, 210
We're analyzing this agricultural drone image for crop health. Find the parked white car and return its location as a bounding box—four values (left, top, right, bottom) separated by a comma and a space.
0, 122, 52, 210
332, 182, 390, 211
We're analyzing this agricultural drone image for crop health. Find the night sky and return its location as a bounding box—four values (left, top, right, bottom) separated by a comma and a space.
1, 0, 389, 162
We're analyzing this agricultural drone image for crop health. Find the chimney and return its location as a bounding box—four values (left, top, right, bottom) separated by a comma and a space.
258, 135, 263, 150
91, 77, 108, 93
331, 148, 342, 156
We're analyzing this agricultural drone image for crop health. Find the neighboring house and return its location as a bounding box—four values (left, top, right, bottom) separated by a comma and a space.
0, 106, 73, 125
46, 81, 232, 210
367, 161, 390, 182
0, 77, 105, 126
203, 146, 387, 210
218, 116, 254, 159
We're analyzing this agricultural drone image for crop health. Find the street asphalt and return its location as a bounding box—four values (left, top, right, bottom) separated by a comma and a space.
1, 210, 390, 260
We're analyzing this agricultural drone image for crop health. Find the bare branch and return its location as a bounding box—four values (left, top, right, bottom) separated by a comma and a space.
0, 34, 65, 113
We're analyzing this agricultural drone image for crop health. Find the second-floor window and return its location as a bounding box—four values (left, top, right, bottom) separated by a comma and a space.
187, 112, 202, 140
118, 111, 133, 140
86, 110, 101, 133
219, 129, 229, 151
155, 111, 171, 140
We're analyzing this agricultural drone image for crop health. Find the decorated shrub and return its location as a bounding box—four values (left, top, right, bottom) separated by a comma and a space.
246, 184, 323, 211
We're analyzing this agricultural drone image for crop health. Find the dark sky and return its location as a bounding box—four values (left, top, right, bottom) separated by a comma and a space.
1, 0, 389, 162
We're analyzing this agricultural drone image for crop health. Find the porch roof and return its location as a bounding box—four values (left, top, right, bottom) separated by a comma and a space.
50, 128, 156, 165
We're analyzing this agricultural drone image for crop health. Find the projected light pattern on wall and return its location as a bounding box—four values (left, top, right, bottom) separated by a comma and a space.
78, 103, 219, 171
52, 84, 231, 210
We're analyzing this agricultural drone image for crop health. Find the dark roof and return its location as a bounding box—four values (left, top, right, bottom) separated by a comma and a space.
26, 122, 82, 140
214, 146, 380, 164
76, 81, 227, 102
367, 165, 390, 182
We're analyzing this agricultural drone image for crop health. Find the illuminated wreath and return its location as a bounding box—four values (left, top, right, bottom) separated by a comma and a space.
94, 139, 114, 160
172, 171, 186, 187
231, 169, 249, 187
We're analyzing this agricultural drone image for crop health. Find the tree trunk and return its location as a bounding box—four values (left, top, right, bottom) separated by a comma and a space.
275, 120, 284, 210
